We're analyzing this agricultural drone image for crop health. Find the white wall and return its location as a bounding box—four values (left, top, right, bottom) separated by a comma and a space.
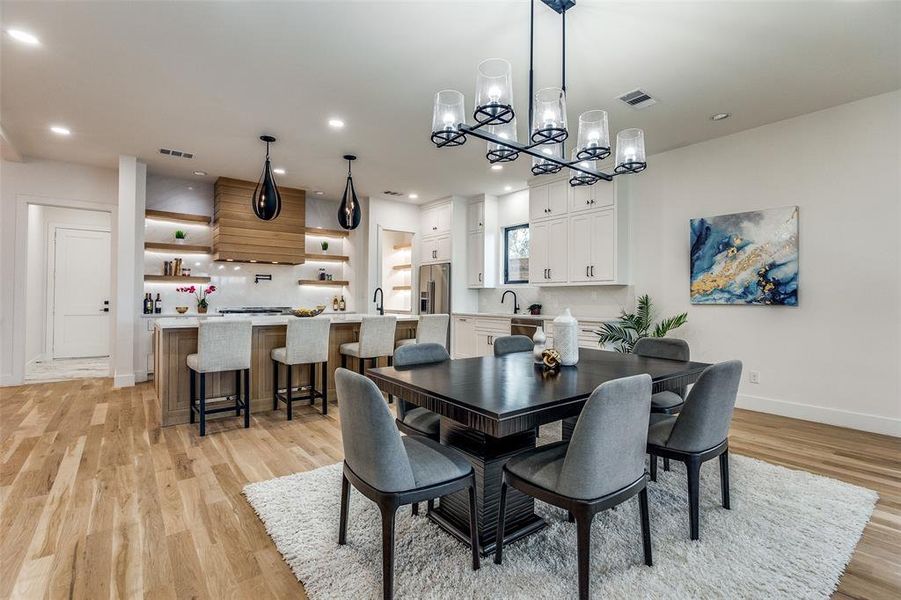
1, 157, 119, 384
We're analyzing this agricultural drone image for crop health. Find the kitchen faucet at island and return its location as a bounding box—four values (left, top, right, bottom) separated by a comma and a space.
373, 287, 384, 315
501, 289, 520, 314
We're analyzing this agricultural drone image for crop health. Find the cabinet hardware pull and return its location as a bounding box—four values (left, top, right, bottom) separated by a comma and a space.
586, 266, 590, 277
590, 265, 594, 277
548, 268, 551, 279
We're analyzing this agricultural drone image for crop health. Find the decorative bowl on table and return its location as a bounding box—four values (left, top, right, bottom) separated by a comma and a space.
290, 305, 326, 318
175, 306, 189, 314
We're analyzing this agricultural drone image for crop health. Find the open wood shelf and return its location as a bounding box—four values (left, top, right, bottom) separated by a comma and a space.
145, 275, 211, 283
145, 209, 211, 225
145, 242, 212, 254
304, 227, 349, 238
392, 263, 412, 270
305, 253, 349, 262
298, 279, 350, 286
392, 285, 412, 291
393, 243, 412, 250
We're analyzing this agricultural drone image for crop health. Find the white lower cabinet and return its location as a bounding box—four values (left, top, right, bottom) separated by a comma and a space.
452, 316, 477, 358
452, 316, 510, 358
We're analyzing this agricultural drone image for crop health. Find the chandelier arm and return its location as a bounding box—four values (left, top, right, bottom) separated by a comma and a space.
528, 0, 535, 132
459, 123, 613, 181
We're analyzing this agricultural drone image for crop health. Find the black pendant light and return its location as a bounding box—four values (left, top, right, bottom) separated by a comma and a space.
337, 154, 361, 230
252, 135, 282, 221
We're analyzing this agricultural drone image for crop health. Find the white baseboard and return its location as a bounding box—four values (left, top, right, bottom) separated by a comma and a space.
113, 372, 136, 388
134, 369, 148, 383
0, 372, 19, 387
737, 393, 901, 437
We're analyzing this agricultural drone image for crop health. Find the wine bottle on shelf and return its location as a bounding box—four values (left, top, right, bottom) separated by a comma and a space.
332, 296, 339, 311
143, 293, 152, 315
338, 295, 346, 311
154, 293, 162, 314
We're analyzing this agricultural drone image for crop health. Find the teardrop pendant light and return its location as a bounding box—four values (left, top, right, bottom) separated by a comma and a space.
252, 135, 282, 221
337, 154, 362, 230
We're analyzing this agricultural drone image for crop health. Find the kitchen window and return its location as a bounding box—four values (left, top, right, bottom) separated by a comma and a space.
504, 224, 530, 284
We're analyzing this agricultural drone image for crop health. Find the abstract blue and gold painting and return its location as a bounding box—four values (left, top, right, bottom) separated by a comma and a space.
690, 206, 799, 305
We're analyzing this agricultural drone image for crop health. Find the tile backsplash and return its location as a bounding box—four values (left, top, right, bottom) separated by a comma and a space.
478, 285, 634, 320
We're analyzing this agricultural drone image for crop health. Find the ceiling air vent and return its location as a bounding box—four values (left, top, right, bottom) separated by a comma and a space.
616, 88, 657, 110
159, 148, 195, 159
382, 190, 403, 196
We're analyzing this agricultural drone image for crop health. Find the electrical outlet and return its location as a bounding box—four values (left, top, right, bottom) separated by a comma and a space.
749, 370, 760, 384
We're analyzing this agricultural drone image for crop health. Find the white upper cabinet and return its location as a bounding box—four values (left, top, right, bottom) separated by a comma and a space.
569, 180, 615, 213
569, 209, 615, 282
421, 234, 451, 264
422, 201, 452, 237
467, 201, 484, 233
529, 217, 568, 283
530, 180, 569, 221
467, 231, 485, 286
465, 196, 497, 288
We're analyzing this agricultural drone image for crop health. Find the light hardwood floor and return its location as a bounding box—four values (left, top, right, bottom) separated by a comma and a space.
1, 378, 898, 599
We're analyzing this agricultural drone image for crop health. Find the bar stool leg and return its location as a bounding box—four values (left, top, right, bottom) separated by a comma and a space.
387, 355, 393, 367
341, 354, 347, 369
235, 370, 241, 416
189, 369, 196, 424
272, 359, 279, 410
243, 368, 250, 428
286, 364, 293, 421
357, 357, 365, 375
199, 372, 207, 437
309, 363, 316, 406
322, 360, 328, 415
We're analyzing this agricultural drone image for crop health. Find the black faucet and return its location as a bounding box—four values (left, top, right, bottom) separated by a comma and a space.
501, 290, 520, 314
373, 287, 384, 315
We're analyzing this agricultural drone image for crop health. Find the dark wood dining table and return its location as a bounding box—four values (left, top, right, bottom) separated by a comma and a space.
367, 347, 711, 555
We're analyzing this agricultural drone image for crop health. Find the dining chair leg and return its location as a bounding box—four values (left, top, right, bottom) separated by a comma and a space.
199, 372, 207, 437
575, 510, 594, 600
687, 456, 701, 541
427, 499, 434, 513
321, 360, 328, 415
341, 354, 347, 369
411, 503, 419, 516
379, 503, 397, 600
235, 370, 242, 416
286, 365, 293, 421
493, 481, 508, 565
338, 473, 350, 545
638, 487, 652, 566
243, 368, 250, 428
309, 363, 316, 405
649, 454, 658, 482
663, 457, 670, 472
189, 369, 196, 424
272, 359, 279, 410
719, 449, 731, 509
468, 480, 480, 570
357, 358, 365, 375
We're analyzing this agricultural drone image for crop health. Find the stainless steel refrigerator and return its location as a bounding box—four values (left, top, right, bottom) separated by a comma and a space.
419, 263, 451, 316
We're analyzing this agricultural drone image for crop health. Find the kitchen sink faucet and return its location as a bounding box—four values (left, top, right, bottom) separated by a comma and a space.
501, 290, 520, 314
373, 287, 384, 315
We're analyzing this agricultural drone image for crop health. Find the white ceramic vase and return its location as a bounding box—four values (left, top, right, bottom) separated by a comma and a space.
532, 326, 547, 363
553, 308, 579, 366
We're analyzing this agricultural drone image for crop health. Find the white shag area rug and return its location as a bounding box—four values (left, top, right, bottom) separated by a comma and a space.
244, 445, 876, 599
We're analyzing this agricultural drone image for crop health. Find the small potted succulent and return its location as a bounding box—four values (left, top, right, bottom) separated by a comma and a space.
174, 230, 187, 244
321, 240, 329, 253
528, 303, 542, 316
176, 284, 216, 314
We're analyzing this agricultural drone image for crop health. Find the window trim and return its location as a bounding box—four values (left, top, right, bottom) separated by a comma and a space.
503, 223, 530, 285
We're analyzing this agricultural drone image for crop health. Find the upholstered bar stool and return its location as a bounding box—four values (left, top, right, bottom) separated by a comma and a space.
187, 319, 253, 437
395, 314, 450, 350
272, 317, 330, 419
340, 315, 397, 375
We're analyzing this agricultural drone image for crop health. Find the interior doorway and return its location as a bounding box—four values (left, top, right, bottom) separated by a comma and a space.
379, 228, 414, 314
24, 204, 112, 382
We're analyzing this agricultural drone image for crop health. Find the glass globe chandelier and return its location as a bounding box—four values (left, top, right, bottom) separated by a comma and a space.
430, 0, 647, 186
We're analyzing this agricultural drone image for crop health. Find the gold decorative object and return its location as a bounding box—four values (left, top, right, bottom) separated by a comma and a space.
175, 306, 189, 314
290, 305, 327, 318
540, 348, 562, 372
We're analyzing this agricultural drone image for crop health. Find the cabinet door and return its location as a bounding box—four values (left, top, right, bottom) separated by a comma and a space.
453, 317, 477, 358
421, 205, 438, 235
547, 180, 569, 217
545, 217, 569, 282
529, 184, 549, 221
568, 214, 593, 282
475, 332, 493, 357
435, 235, 452, 262
590, 210, 616, 281
570, 184, 594, 213
468, 201, 484, 233
528, 221, 549, 283
435, 203, 453, 235
593, 181, 615, 209
467, 231, 484, 287
420, 238, 437, 263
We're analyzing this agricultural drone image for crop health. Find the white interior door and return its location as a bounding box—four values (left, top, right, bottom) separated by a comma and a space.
52, 227, 111, 358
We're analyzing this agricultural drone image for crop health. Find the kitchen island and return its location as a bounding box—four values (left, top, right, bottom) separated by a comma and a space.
153, 314, 418, 426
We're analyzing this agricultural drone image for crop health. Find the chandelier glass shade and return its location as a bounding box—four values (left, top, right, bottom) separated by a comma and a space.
429, 0, 647, 187
252, 135, 282, 221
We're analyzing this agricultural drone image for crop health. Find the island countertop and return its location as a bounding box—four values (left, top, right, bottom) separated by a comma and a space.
154, 313, 420, 330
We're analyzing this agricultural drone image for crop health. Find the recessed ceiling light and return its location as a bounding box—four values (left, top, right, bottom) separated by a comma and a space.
6, 29, 40, 46
193, 170, 207, 176
187, 186, 194, 190
408, 193, 419, 200
233, 266, 241, 270
49, 125, 70, 136
273, 167, 286, 175
194, 261, 201, 266
328, 118, 345, 129
314, 190, 324, 196
491, 165, 503, 171
504, 185, 512, 192
710, 112, 731, 121
249, 259, 257, 263
218, 265, 225, 270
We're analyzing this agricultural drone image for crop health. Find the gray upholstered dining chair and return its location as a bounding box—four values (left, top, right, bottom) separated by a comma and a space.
495, 374, 653, 600
336, 369, 479, 599
187, 319, 253, 436
633, 338, 691, 414
646, 360, 742, 541
392, 342, 447, 441
340, 315, 397, 374
271, 317, 330, 418
396, 314, 449, 349
493, 334, 533, 356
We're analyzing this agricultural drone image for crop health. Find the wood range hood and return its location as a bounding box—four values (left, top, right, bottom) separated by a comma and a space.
212, 177, 306, 265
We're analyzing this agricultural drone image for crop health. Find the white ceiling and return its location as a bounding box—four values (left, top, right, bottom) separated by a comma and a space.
2, 1, 899, 203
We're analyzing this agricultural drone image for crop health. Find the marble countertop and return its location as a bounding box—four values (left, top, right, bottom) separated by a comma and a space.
154, 313, 419, 330
452, 311, 616, 322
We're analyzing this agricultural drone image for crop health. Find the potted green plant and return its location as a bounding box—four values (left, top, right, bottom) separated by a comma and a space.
594, 294, 687, 353
174, 230, 187, 244
321, 240, 329, 253
527, 303, 542, 316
